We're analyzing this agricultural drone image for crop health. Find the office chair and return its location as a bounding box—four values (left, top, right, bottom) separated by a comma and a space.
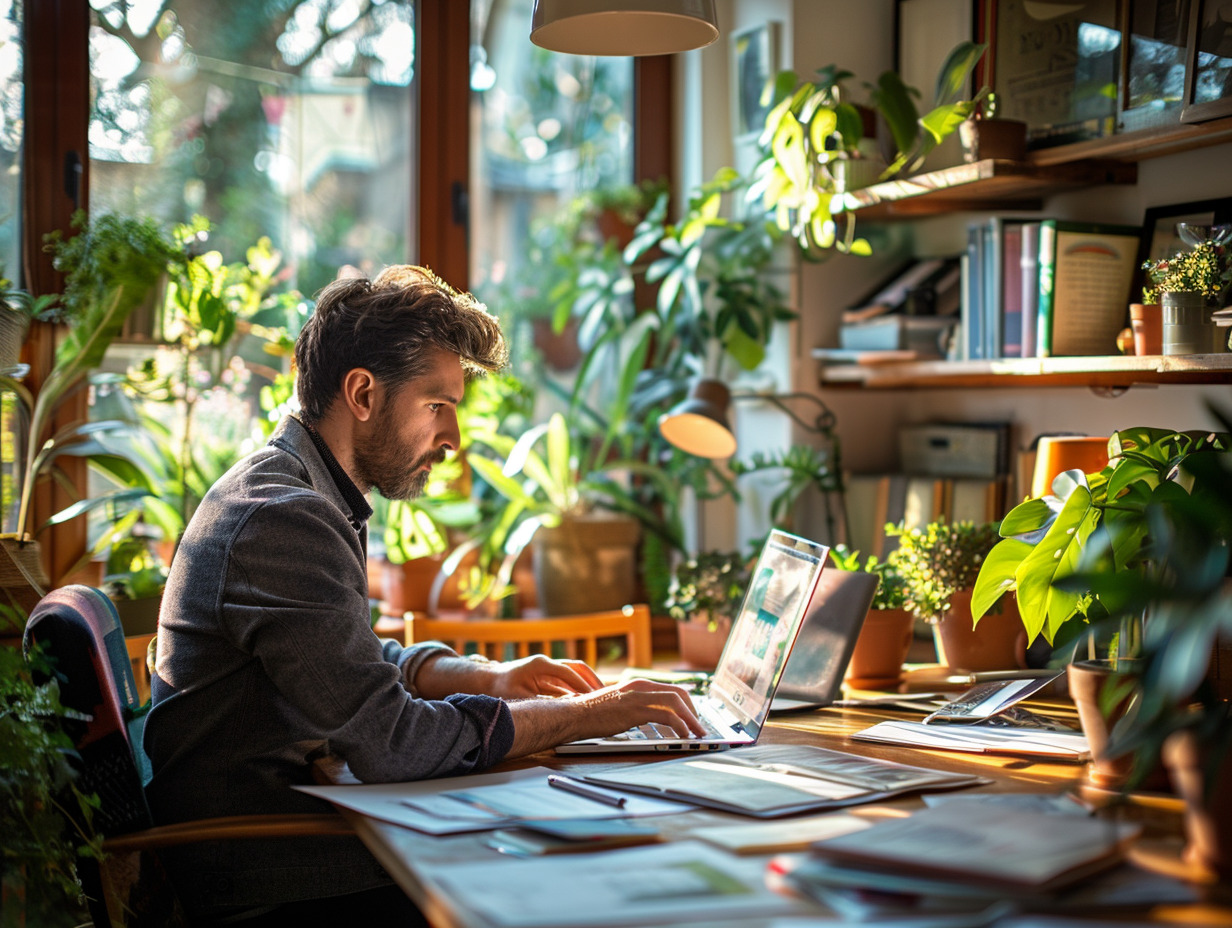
23, 585, 352, 928
406, 603, 653, 668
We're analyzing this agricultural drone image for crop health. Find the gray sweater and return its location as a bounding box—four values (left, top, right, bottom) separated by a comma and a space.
144, 416, 513, 915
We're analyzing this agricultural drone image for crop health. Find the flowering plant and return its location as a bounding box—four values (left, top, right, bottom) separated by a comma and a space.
664, 551, 751, 629
1141, 240, 1232, 303
886, 520, 1000, 623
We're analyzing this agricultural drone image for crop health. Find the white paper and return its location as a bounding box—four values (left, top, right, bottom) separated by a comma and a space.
420, 840, 814, 927
296, 766, 694, 835
853, 720, 1090, 759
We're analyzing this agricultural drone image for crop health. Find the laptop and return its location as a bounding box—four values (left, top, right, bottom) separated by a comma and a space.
556, 529, 829, 754
769, 568, 880, 713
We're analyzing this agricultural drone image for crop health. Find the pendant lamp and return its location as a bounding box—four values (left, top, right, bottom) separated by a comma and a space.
530, 0, 719, 57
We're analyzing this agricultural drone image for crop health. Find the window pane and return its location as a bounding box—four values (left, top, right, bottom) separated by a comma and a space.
468, 0, 633, 368
0, 0, 21, 278
88, 0, 416, 296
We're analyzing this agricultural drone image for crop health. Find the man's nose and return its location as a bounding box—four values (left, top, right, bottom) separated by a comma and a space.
439, 410, 461, 451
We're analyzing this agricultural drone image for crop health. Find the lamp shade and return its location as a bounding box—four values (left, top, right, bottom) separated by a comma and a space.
658, 379, 736, 459
530, 0, 719, 57
1030, 436, 1110, 498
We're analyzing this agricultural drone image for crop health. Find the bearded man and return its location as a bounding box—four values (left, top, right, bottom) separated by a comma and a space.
144, 266, 701, 927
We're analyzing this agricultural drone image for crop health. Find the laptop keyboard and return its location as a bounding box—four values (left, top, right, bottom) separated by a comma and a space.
610, 713, 726, 741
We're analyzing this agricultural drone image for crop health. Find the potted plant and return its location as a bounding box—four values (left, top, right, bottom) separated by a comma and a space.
829, 545, 914, 689
1141, 229, 1232, 356
0, 642, 102, 926
956, 92, 1027, 164
752, 41, 988, 257
663, 550, 752, 670
0, 274, 57, 371
887, 519, 1017, 672
971, 426, 1231, 788
0, 212, 180, 614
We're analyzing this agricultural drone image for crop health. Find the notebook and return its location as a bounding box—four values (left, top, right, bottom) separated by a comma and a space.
769, 568, 880, 713
555, 529, 829, 754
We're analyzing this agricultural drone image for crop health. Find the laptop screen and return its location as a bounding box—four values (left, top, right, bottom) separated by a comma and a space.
708, 530, 829, 735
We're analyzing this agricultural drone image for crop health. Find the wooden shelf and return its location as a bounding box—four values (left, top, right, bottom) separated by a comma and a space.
847, 158, 1137, 219
814, 353, 1232, 390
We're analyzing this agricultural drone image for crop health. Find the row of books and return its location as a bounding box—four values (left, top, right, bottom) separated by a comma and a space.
959, 218, 1142, 361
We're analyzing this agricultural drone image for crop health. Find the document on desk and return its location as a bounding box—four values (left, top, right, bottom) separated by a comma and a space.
578, 743, 983, 817
419, 840, 815, 927
295, 766, 693, 835
853, 719, 1090, 759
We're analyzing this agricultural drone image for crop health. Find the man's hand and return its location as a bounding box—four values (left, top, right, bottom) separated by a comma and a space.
505, 678, 707, 757
411, 652, 602, 701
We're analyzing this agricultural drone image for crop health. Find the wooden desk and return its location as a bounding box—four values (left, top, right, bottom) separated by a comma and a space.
324, 699, 1231, 928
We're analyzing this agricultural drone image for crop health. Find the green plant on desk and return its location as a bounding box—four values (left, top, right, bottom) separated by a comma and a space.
830, 544, 907, 611
888, 519, 1000, 624
664, 550, 752, 632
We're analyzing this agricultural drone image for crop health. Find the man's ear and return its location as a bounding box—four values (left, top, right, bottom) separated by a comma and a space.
340, 368, 380, 423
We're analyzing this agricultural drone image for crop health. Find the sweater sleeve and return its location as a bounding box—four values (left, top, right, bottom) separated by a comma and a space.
223, 492, 515, 781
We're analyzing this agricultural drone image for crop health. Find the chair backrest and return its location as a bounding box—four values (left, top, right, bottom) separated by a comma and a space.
406, 604, 653, 668
23, 585, 153, 838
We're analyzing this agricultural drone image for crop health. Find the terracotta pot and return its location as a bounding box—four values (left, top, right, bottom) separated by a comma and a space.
931, 590, 1026, 672
1067, 659, 1139, 790
381, 554, 444, 617
531, 317, 582, 372
676, 614, 730, 671
845, 607, 914, 690
1162, 729, 1232, 881
1129, 303, 1162, 356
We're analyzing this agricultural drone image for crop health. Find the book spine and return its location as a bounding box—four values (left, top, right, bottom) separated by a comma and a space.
1036, 220, 1057, 358
965, 222, 985, 360
983, 218, 1003, 360
1020, 222, 1041, 358
1002, 222, 1024, 358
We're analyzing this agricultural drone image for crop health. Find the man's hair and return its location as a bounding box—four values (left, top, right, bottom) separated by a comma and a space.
295, 265, 508, 423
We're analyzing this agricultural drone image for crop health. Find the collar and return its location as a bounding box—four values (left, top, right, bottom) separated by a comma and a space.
293, 415, 373, 527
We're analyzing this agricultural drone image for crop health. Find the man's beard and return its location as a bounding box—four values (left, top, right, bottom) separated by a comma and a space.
354, 423, 446, 501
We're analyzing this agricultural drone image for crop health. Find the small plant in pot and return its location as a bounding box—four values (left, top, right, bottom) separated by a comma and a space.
1141, 231, 1232, 356
663, 550, 752, 671
886, 519, 1016, 673
829, 545, 914, 689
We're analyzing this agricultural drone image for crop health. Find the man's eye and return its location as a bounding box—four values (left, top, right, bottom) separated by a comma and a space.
428, 403, 443, 412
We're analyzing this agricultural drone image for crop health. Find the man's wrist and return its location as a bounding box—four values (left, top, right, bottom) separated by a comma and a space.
413, 651, 500, 700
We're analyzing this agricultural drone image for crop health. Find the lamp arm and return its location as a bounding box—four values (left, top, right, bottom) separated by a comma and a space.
748, 392, 838, 435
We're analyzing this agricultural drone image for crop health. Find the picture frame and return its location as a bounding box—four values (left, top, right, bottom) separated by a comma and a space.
982, 0, 1121, 148
1180, 0, 1232, 123
1132, 197, 1232, 300
730, 22, 780, 142
1120, 0, 1192, 132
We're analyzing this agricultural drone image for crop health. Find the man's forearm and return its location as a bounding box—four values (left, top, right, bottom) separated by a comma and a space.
410, 652, 496, 700
504, 698, 587, 757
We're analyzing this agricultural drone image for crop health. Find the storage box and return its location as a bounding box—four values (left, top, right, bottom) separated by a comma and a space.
839, 315, 958, 356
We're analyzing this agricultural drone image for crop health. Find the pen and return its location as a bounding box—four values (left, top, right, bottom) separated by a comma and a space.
546, 774, 627, 808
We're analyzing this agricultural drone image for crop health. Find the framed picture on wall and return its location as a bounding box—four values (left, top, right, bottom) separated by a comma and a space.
1181, 0, 1232, 123
730, 22, 780, 141
1121, 0, 1192, 132
983, 0, 1121, 148
1132, 197, 1232, 299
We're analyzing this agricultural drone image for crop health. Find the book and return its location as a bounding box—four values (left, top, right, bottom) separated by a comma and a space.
843, 258, 948, 323
838, 314, 957, 355
1020, 221, 1041, 357
579, 743, 982, 818
851, 718, 1090, 759
983, 217, 1003, 360
805, 803, 1140, 893
1001, 220, 1024, 357
1036, 220, 1141, 357
964, 222, 986, 360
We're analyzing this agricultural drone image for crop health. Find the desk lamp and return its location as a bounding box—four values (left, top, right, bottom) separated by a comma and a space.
530, 0, 719, 56
658, 377, 846, 540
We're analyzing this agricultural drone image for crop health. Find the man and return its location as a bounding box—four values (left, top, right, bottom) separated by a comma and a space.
144, 265, 703, 926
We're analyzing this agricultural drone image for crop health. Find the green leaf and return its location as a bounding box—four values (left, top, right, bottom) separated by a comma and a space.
932, 41, 987, 107
971, 537, 1032, 624
1014, 485, 1094, 644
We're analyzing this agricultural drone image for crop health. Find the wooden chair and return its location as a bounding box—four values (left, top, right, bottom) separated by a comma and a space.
23, 586, 352, 927
406, 603, 653, 669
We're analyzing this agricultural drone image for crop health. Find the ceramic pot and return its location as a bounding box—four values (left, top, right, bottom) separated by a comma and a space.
676, 613, 730, 671
1129, 303, 1162, 356
533, 513, 640, 616
931, 590, 1026, 672
845, 607, 914, 690
1067, 659, 1139, 790
1162, 729, 1232, 881
958, 117, 1027, 163
1162, 291, 1219, 355
381, 554, 444, 617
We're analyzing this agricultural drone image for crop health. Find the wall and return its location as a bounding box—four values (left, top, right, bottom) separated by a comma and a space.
683, 4, 1232, 542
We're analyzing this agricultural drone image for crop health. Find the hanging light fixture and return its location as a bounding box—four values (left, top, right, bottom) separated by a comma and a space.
530, 0, 719, 57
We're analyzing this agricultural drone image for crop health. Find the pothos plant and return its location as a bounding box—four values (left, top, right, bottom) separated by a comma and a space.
751, 42, 988, 257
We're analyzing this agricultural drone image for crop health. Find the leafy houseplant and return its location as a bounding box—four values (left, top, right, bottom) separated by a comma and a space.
0, 642, 102, 927
0, 212, 179, 610
664, 550, 752, 670
829, 545, 914, 688
752, 42, 988, 257
971, 428, 1232, 651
